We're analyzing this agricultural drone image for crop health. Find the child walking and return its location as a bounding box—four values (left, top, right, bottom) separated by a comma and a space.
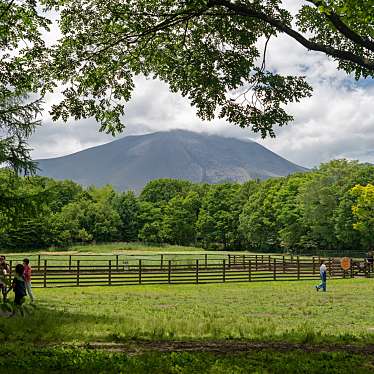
315, 260, 327, 292
12, 264, 26, 314
23, 258, 34, 303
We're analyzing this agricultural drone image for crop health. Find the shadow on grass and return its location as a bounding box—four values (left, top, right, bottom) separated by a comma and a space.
0, 303, 115, 344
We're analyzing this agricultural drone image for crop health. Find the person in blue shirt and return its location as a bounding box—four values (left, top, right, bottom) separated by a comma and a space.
315, 260, 327, 292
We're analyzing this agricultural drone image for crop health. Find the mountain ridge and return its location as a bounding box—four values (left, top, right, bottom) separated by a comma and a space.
36, 130, 307, 191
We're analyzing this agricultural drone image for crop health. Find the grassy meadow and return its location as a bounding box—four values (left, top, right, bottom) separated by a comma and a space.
1, 242, 204, 255
1, 242, 276, 270
2, 278, 374, 372
1, 242, 326, 268
1, 242, 226, 267
2, 279, 374, 345
2, 246, 374, 373
2, 347, 373, 374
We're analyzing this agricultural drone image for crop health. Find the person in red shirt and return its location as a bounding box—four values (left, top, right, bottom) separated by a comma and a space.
23, 258, 34, 303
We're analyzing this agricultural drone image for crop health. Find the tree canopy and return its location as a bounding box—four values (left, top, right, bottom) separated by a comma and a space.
0, 1, 373, 170
41, 0, 373, 137
1, 160, 374, 255
0, 0, 50, 172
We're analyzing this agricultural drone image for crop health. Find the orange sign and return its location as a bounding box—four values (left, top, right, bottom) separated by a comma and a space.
340, 257, 351, 271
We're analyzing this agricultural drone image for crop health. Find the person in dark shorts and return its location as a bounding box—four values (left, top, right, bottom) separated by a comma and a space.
12, 264, 26, 308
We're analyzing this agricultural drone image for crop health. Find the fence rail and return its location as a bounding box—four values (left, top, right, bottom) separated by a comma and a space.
4, 254, 373, 288
5, 252, 368, 269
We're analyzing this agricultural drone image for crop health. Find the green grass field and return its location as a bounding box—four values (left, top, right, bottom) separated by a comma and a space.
2, 347, 373, 374
2, 242, 231, 268
3, 278, 373, 345
1, 242, 283, 270
2, 269, 374, 372
2, 242, 334, 270
2, 242, 205, 255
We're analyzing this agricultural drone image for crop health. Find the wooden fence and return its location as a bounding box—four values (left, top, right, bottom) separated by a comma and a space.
4, 254, 373, 288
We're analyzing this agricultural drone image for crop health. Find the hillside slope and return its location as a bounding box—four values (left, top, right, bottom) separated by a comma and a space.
36, 130, 307, 191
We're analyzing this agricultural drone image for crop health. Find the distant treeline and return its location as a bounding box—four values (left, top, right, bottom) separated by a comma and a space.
1, 159, 374, 254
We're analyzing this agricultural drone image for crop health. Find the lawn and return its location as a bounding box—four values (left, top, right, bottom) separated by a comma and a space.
1, 242, 281, 269
2, 347, 373, 373
1, 242, 224, 269
2, 242, 329, 270
2, 278, 374, 345
1, 242, 206, 256
2, 278, 374, 373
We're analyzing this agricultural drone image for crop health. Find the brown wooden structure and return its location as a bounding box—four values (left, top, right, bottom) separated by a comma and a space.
4, 254, 372, 288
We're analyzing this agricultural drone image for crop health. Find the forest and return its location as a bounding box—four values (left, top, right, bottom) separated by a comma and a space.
1, 159, 373, 254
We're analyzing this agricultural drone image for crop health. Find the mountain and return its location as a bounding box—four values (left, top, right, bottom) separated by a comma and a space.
36, 130, 307, 191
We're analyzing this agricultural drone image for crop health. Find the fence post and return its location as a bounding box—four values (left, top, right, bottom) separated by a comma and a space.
255, 255, 258, 271
312, 256, 316, 274
8, 260, 12, 284
273, 259, 276, 281
223, 259, 226, 283
196, 259, 199, 284
160, 254, 163, 271
242, 255, 245, 268
249, 259, 252, 282
69, 255, 72, 271
43, 259, 47, 288
282, 256, 285, 274
268, 255, 271, 271
108, 260, 112, 286
116, 255, 119, 271
76, 260, 80, 286
228, 255, 231, 269
328, 257, 332, 277
139, 259, 142, 285
368, 260, 371, 277
297, 256, 300, 280
205, 254, 208, 269
168, 260, 171, 284
350, 258, 354, 278
38, 255, 41, 271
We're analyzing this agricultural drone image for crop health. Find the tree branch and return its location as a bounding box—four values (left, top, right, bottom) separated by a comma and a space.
86, 7, 208, 59
207, 0, 374, 72
306, 0, 374, 53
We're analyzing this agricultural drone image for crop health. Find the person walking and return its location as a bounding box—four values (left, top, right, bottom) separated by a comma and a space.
0, 256, 10, 302
23, 258, 34, 303
11, 264, 26, 315
315, 260, 327, 292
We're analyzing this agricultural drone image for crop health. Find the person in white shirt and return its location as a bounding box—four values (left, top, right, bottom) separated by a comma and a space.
315, 260, 327, 292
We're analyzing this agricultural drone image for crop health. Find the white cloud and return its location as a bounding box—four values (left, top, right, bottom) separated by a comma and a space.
261, 84, 374, 167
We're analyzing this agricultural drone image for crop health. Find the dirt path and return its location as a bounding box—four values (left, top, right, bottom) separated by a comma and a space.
83, 340, 374, 356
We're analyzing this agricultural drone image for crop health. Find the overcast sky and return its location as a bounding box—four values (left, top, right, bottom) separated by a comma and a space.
29, 1, 374, 169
